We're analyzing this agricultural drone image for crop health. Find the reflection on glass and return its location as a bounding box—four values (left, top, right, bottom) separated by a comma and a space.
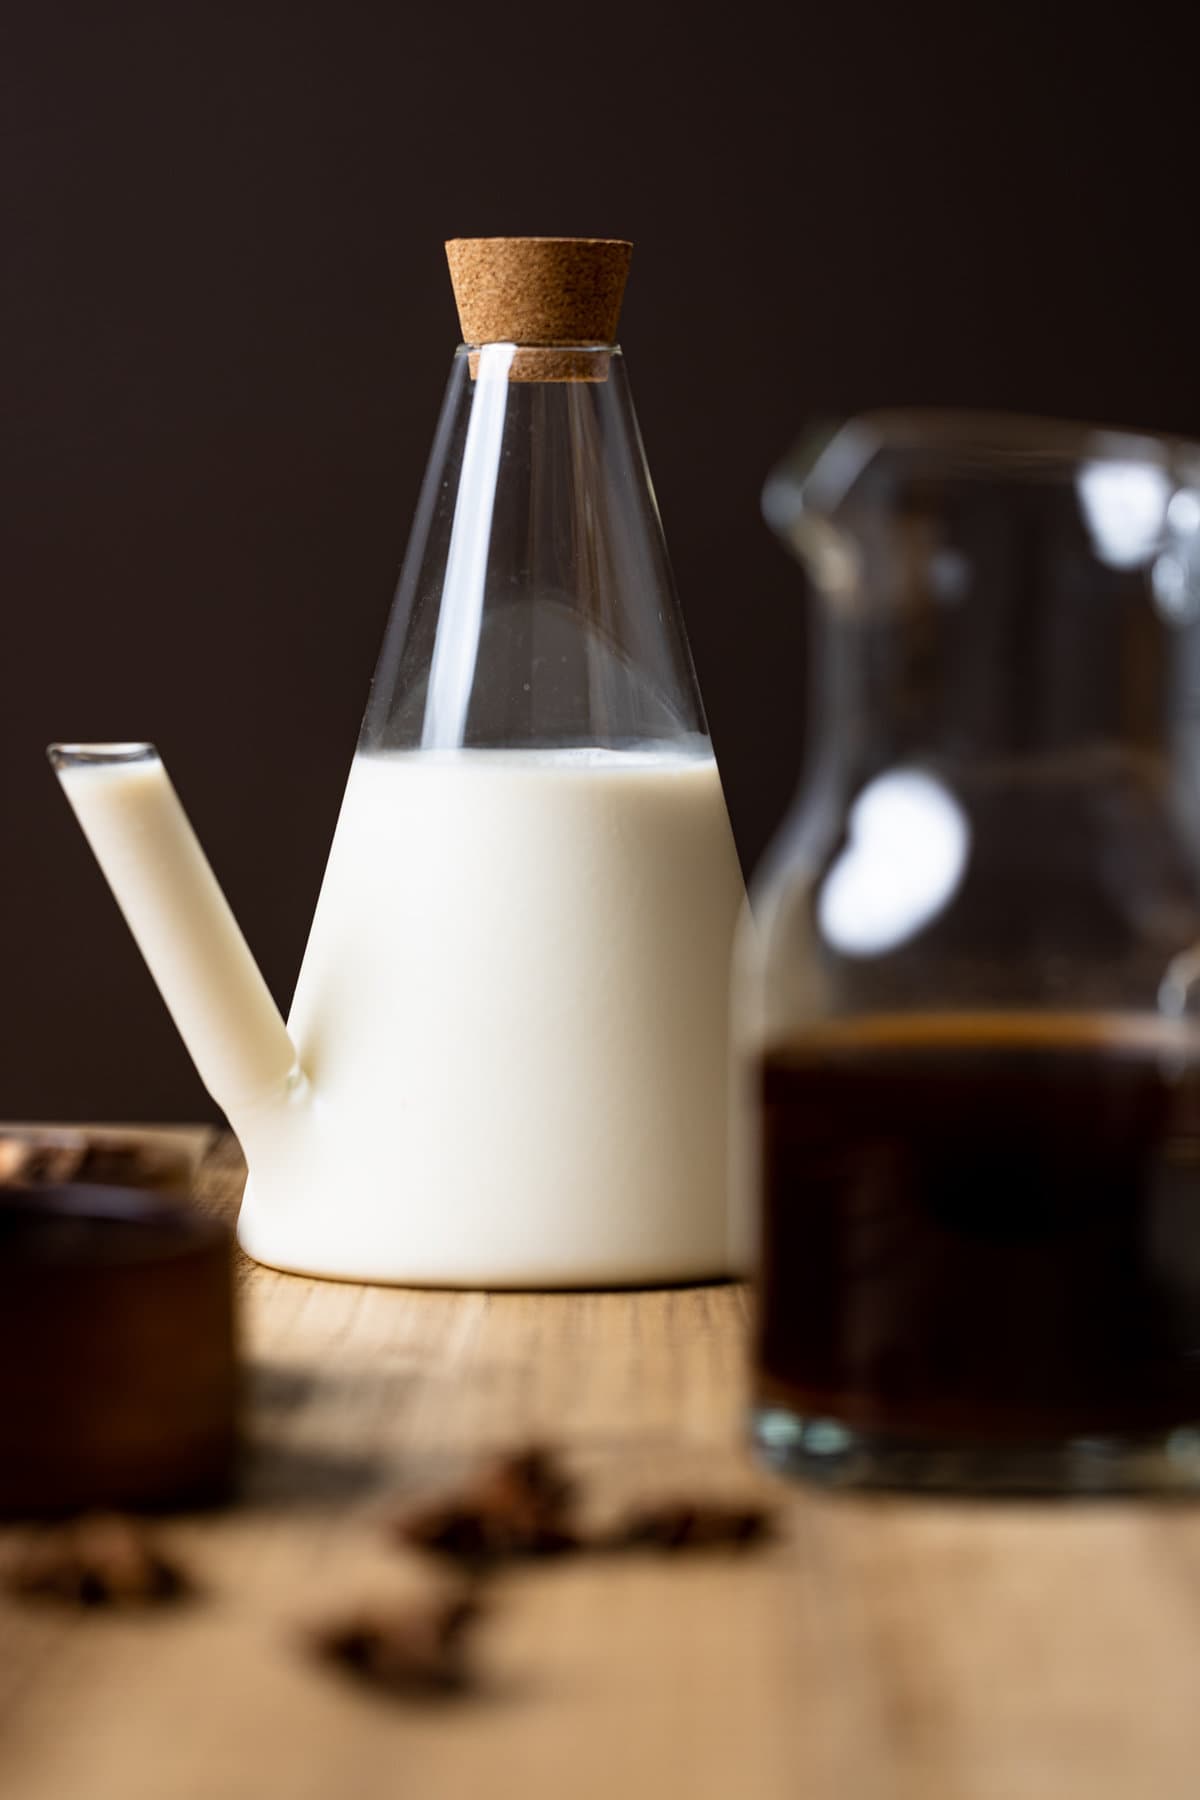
1077, 460, 1169, 569
816, 768, 969, 958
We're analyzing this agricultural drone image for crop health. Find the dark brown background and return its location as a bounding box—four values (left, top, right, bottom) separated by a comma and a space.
3, 1, 1198, 1122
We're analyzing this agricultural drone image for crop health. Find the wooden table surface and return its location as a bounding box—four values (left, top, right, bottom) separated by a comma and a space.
4, 1132, 1200, 1800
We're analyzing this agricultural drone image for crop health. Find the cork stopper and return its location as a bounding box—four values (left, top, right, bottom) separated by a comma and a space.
445, 237, 632, 382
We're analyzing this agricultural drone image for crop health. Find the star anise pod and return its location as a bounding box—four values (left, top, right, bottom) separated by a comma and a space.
6, 1515, 190, 1606
604, 1498, 774, 1552
391, 1445, 579, 1564
310, 1589, 482, 1696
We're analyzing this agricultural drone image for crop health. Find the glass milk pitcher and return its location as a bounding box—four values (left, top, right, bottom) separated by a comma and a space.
50, 239, 744, 1288
740, 411, 1200, 1492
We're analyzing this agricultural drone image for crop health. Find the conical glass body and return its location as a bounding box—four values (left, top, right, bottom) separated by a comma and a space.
363, 344, 708, 754
243, 341, 745, 1287
740, 410, 1200, 1492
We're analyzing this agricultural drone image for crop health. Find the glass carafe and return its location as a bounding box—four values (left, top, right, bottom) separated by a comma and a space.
741, 411, 1200, 1491
48, 238, 744, 1288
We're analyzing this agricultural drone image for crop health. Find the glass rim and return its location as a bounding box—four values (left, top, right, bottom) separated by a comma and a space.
766, 408, 1200, 530
46, 742, 159, 770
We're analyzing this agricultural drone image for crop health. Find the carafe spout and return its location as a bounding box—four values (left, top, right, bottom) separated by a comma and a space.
47, 743, 305, 1130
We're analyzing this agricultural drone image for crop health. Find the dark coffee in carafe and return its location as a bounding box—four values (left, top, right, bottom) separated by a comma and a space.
757, 1014, 1200, 1444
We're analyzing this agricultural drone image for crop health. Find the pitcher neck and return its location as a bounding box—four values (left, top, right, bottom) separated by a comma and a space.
770, 413, 1200, 782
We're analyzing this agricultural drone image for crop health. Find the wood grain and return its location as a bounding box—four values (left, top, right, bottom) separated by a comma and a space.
2, 1133, 1199, 1799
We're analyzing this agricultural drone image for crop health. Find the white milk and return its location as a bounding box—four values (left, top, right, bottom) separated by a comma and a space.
242, 745, 745, 1284
55, 743, 746, 1286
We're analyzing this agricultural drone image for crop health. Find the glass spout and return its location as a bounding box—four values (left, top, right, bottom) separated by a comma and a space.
48, 743, 303, 1120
